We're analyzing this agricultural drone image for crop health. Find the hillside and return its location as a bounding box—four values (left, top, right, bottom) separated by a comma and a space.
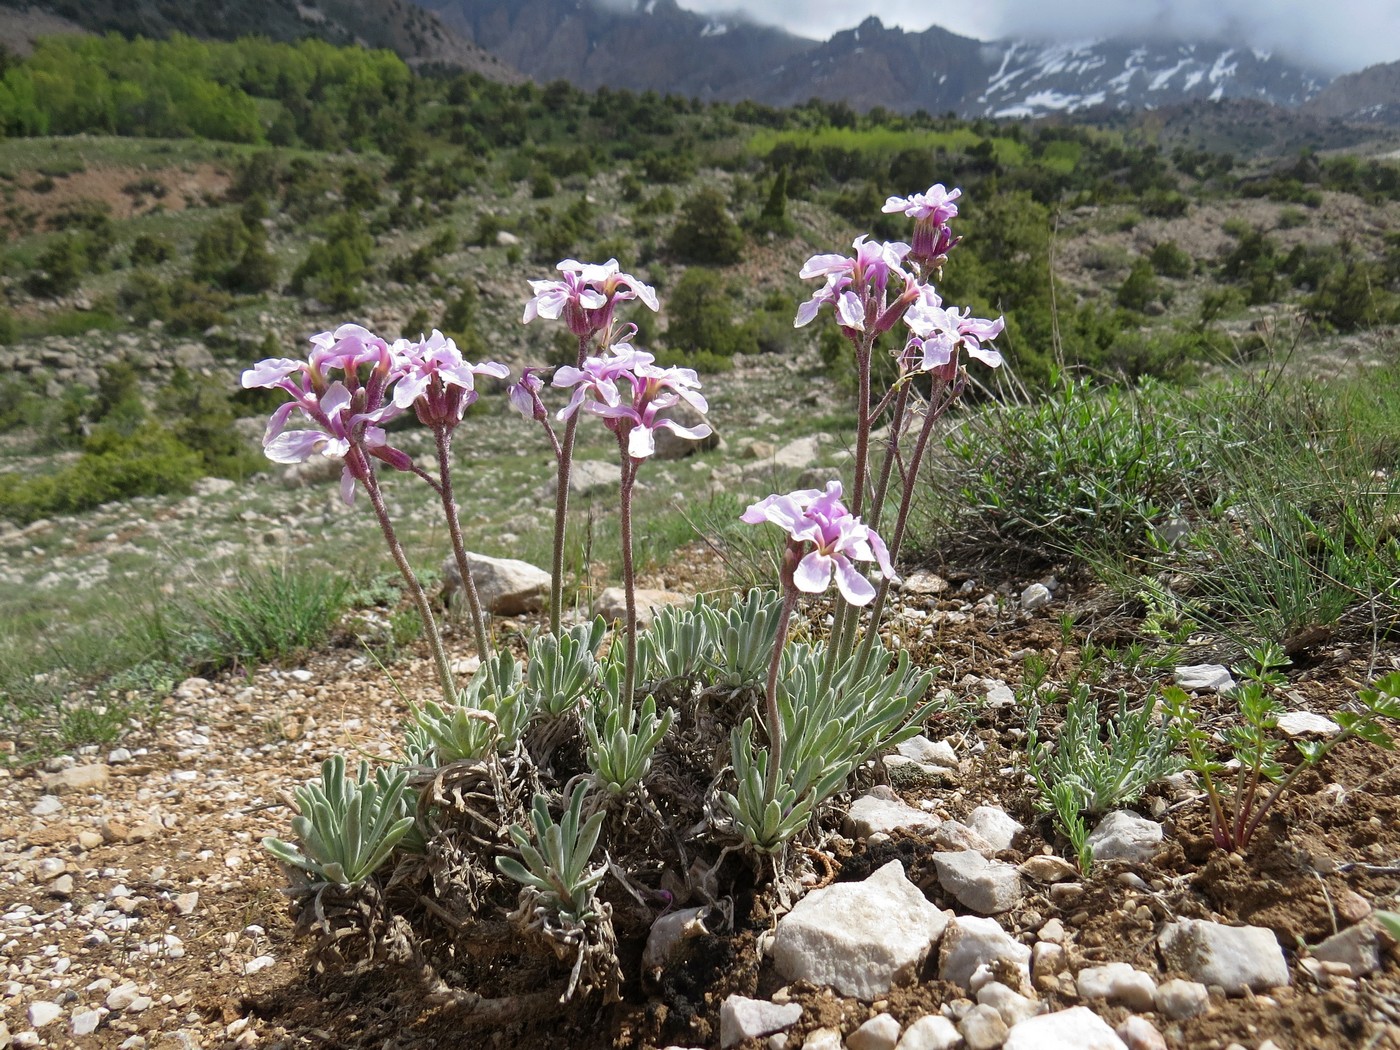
0, 0, 523, 78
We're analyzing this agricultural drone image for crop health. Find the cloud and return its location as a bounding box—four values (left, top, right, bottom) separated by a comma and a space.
678, 0, 1400, 75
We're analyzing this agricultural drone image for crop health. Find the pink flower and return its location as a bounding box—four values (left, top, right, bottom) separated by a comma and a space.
883, 184, 963, 270
507, 367, 548, 422
554, 346, 712, 460
741, 481, 893, 605
522, 258, 659, 338
390, 330, 509, 428
904, 303, 1006, 372
242, 325, 414, 503
794, 236, 914, 336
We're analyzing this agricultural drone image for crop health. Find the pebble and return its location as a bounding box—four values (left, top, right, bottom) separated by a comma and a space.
848, 1012, 901, 1050
1174, 664, 1235, 693
1116, 1016, 1167, 1050
895, 1015, 961, 1050
1159, 919, 1290, 994
1154, 978, 1210, 1019
30, 796, 63, 817
1020, 583, 1052, 611
1087, 811, 1162, 864
958, 1004, 1009, 1050
719, 995, 801, 1048
27, 1002, 61, 1028
934, 851, 1023, 914
107, 983, 141, 1011
1003, 1007, 1127, 1050
71, 1009, 103, 1036
1076, 963, 1156, 1011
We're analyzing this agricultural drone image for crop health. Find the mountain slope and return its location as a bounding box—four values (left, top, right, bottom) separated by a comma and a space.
0, 0, 523, 79
1306, 59, 1400, 124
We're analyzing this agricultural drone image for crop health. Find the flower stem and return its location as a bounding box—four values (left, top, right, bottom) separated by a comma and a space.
616, 446, 639, 709
829, 333, 877, 670
434, 426, 500, 700
764, 574, 801, 800
548, 333, 592, 635
854, 378, 956, 668
361, 460, 456, 706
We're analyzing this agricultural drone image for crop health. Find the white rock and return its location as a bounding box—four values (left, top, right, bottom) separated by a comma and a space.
1003, 1007, 1127, 1050
967, 807, 1023, 851
897, 736, 959, 768
35, 857, 66, 882
959, 1004, 1008, 1050
28, 1002, 61, 1027
242, 955, 276, 976
983, 682, 1016, 707
107, 747, 134, 764
106, 984, 140, 1011
902, 571, 949, 595
14, 1032, 41, 1049
30, 796, 63, 817
847, 1012, 901, 1050
896, 1015, 961, 1050
71, 1009, 103, 1036
595, 587, 689, 628
1153, 978, 1209, 1019
1312, 922, 1381, 977
932, 820, 999, 857
1032, 942, 1065, 981
1020, 583, 1052, 611
846, 791, 941, 838
441, 552, 550, 615
42, 763, 110, 794
536, 458, 621, 498
977, 981, 1041, 1027
174, 892, 199, 916
1116, 1016, 1167, 1050
1276, 711, 1341, 737
939, 915, 1032, 991
802, 1028, 843, 1050
1174, 664, 1235, 692
1087, 811, 1162, 864
773, 860, 949, 1000
1158, 919, 1290, 994
934, 851, 1023, 914
719, 995, 801, 1048
1075, 962, 1156, 1011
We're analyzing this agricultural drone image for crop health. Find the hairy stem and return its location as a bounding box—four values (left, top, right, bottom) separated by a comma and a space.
549, 333, 592, 634
361, 460, 455, 705
617, 442, 639, 709
435, 426, 500, 700
764, 575, 801, 800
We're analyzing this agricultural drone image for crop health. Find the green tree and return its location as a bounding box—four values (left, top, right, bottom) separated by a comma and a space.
669, 188, 744, 265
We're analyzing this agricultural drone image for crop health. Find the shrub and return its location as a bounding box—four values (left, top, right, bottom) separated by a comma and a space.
1149, 240, 1193, 278
129, 233, 173, 266
668, 188, 744, 265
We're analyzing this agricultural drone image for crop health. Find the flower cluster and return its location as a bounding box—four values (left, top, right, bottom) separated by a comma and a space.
522, 258, 659, 340
794, 182, 1002, 381
742, 481, 892, 606
554, 346, 712, 460
242, 325, 508, 503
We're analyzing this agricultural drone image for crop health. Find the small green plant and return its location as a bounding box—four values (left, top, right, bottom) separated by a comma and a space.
526, 617, 605, 718
702, 589, 785, 687
495, 782, 607, 922
1166, 654, 1400, 851
412, 650, 531, 761
636, 597, 711, 683
583, 664, 675, 796
263, 756, 417, 887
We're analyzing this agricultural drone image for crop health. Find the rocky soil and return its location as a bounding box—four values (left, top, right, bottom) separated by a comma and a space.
3, 554, 1400, 1049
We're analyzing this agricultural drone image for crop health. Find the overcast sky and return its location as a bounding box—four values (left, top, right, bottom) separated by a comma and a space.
676, 1, 1400, 76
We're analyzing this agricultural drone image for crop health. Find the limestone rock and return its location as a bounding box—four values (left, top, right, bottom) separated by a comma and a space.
442, 552, 550, 615
1311, 922, 1381, 977
968, 806, 1023, 851
1158, 919, 1290, 994
846, 790, 941, 838
536, 458, 621, 498
1087, 811, 1162, 864
42, 764, 110, 794
595, 587, 689, 628
1174, 664, 1235, 692
896, 1014, 962, 1050
934, 850, 1024, 914
1153, 978, 1210, 1019
1075, 962, 1156, 1011
719, 995, 800, 1048
939, 915, 1032, 991
1003, 1007, 1127, 1050
959, 1004, 1008, 1050
847, 1013, 901, 1050
773, 860, 949, 1000
650, 401, 720, 460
